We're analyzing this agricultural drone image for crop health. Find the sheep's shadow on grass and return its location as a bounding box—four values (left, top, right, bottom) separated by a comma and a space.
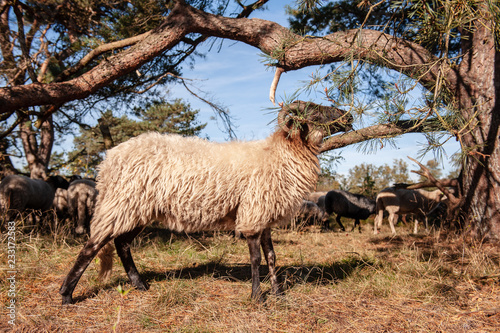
91, 256, 374, 302
136, 227, 374, 288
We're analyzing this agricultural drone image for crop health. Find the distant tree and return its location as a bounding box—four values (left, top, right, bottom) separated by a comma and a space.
344, 159, 411, 196
346, 163, 378, 196
360, 171, 376, 198
66, 99, 206, 176
317, 152, 344, 190
391, 159, 411, 184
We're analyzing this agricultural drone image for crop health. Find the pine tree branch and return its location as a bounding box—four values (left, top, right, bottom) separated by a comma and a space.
319, 118, 446, 153
0, 0, 456, 114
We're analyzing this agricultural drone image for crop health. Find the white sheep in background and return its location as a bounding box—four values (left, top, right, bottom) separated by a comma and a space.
67, 179, 98, 235
0, 174, 69, 221
59, 100, 352, 305
373, 187, 445, 235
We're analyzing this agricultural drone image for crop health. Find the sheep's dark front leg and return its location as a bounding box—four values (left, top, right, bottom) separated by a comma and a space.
59, 236, 112, 305
260, 228, 282, 296
246, 232, 264, 302
336, 215, 346, 232
114, 227, 148, 291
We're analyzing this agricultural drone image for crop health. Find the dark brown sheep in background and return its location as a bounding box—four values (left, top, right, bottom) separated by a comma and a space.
324, 190, 376, 232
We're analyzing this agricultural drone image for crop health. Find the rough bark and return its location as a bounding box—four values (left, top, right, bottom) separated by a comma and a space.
319, 119, 441, 152
0, 138, 17, 177
19, 113, 54, 179
453, 20, 500, 242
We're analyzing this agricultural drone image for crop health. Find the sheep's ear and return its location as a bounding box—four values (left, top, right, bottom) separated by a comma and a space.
304, 124, 326, 146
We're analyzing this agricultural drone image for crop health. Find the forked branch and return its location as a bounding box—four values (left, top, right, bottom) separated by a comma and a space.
407, 156, 463, 220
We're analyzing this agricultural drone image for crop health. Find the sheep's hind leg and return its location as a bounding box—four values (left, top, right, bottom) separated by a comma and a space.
75, 200, 87, 235
114, 226, 149, 291
351, 219, 362, 233
246, 231, 264, 302
260, 227, 282, 297
388, 213, 398, 235
60, 236, 112, 305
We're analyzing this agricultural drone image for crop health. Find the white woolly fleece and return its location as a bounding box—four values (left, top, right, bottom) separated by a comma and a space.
90, 130, 320, 244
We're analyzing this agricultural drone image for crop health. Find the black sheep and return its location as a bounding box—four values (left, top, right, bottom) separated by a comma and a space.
324, 190, 376, 232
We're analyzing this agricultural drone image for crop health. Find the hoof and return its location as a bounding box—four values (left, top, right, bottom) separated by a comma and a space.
61, 294, 74, 305
75, 226, 85, 234
136, 281, 149, 291
131, 277, 149, 291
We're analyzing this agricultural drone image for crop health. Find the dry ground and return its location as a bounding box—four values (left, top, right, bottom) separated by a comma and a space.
1, 219, 499, 332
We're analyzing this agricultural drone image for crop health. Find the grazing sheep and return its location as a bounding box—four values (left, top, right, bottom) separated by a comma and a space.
324, 190, 376, 232
293, 200, 326, 230
0, 174, 69, 220
59, 100, 353, 305
373, 188, 445, 235
67, 179, 98, 235
53, 188, 69, 214
306, 191, 327, 204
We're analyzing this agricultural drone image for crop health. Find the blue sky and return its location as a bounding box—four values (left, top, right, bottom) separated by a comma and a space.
167, 1, 461, 179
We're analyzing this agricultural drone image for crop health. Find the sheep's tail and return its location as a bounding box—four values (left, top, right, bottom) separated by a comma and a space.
97, 242, 115, 282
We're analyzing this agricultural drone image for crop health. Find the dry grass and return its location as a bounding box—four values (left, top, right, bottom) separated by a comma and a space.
1, 219, 499, 332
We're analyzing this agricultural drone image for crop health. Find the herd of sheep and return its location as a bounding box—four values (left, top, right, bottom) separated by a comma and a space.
0, 174, 97, 234
299, 186, 446, 234
0, 101, 451, 305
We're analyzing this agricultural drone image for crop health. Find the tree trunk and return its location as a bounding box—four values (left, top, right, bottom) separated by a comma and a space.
0, 138, 17, 177
456, 20, 500, 242
19, 113, 54, 179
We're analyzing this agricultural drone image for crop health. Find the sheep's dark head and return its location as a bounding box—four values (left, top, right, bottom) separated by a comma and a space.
45, 175, 70, 190
278, 100, 353, 145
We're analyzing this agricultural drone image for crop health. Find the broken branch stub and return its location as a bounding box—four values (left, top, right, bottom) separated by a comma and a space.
269, 67, 284, 105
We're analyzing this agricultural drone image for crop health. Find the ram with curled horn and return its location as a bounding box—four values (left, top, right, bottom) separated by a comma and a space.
59, 99, 353, 305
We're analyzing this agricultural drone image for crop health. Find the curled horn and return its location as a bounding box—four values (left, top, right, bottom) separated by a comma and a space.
278, 101, 311, 133
278, 108, 292, 133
